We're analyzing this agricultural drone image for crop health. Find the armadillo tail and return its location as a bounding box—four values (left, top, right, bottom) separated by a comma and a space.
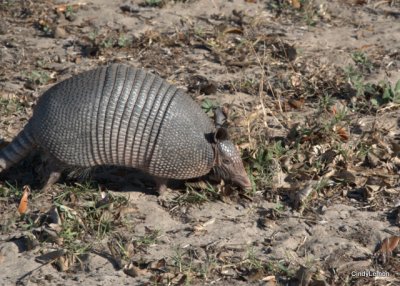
0, 128, 36, 171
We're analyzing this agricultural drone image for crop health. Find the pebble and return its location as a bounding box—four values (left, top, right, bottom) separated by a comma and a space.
54, 26, 68, 39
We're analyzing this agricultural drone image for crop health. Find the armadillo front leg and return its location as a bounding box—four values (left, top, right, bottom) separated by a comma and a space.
39, 153, 64, 191
154, 177, 168, 195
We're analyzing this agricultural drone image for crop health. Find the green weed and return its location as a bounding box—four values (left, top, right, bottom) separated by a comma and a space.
26, 70, 51, 86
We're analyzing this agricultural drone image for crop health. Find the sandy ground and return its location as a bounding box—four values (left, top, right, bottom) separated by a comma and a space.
0, 0, 399, 285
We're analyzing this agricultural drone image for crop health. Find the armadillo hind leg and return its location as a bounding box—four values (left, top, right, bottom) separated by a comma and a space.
0, 128, 35, 171
42, 171, 62, 192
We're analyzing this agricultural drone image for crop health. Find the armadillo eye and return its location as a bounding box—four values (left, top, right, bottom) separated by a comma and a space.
222, 159, 231, 165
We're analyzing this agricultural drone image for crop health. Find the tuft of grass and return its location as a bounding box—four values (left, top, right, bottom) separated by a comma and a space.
244, 247, 263, 270
50, 183, 130, 258
86, 31, 131, 53
173, 183, 220, 206
0, 181, 23, 200
266, 0, 319, 26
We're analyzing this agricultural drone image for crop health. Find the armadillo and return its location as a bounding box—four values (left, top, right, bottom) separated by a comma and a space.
0, 64, 251, 192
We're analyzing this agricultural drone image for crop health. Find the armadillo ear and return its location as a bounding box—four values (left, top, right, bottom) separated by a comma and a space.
214, 127, 229, 142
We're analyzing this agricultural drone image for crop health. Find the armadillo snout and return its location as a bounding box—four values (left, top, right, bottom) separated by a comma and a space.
213, 140, 251, 190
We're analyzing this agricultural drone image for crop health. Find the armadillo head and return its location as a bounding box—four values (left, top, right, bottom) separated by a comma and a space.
211, 128, 252, 190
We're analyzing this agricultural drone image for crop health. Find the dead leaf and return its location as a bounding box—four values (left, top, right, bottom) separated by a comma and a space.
290, 74, 302, 88
290, 0, 301, 9
379, 236, 400, 254
376, 236, 400, 263
333, 169, 357, 185
149, 258, 167, 271
171, 273, 188, 285
262, 275, 277, 282
55, 254, 74, 272
247, 268, 265, 282
221, 267, 236, 276
353, 0, 367, 5
335, 126, 349, 141
223, 27, 243, 34
123, 262, 149, 277
192, 217, 216, 235
288, 98, 304, 109
18, 185, 30, 215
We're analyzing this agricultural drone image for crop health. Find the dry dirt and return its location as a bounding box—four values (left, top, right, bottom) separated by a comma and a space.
0, 0, 399, 285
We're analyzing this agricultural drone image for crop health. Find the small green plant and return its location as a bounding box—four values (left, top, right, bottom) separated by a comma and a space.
65, 5, 75, 19
194, 27, 205, 37
252, 141, 286, 172
117, 34, 129, 48
26, 70, 50, 86
318, 94, 335, 112
343, 65, 373, 98
0, 98, 24, 116
175, 183, 220, 206
303, 3, 318, 26
171, 247, 195, 283
274, 202, 285, 212
351, 51, 373, 73
249, 140, 286, 188
377, 79, 400, 104
144, 0, 164, 7
201, 99, 217, 114
133, 229, 160, 247
267, 0, 292, 12
198, 256, 217, 280
356, 142, 371, 160
314, 178, 330, 193
244, 247, 263, 270
266, 260, 293, 276
344, 63, 400, 107
88, 31, 98, 42
101, 37, 114, 49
